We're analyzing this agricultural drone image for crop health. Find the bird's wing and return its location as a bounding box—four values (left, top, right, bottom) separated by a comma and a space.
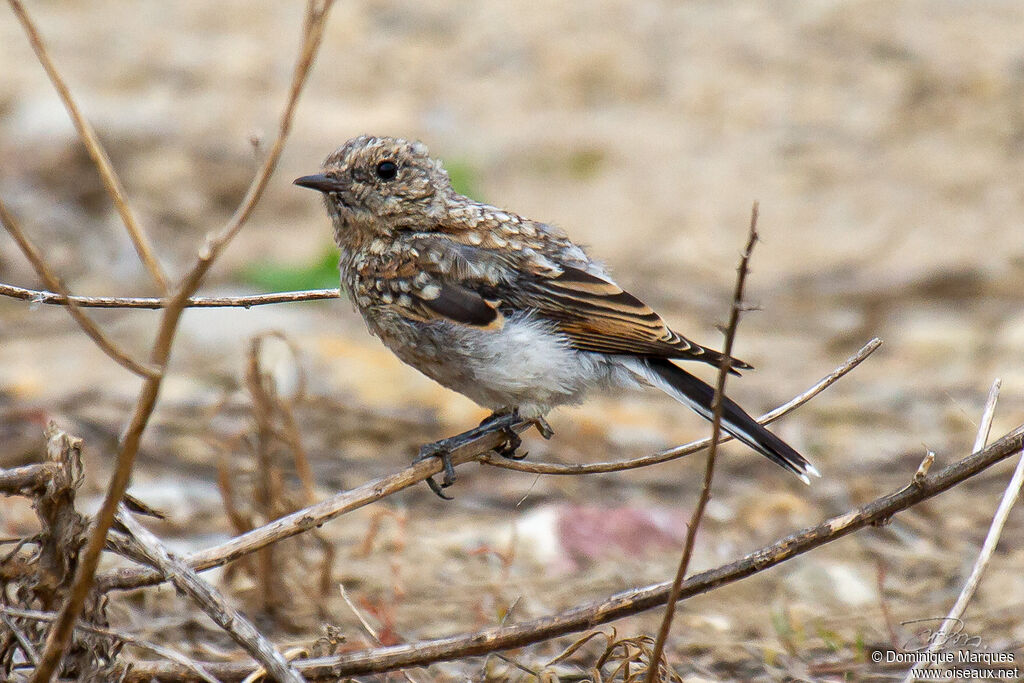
354, 235, 508, 330
518, 265, 750, 369
374, 235, 748, 370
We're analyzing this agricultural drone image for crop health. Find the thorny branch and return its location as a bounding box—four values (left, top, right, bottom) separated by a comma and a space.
122, 423, 1024, 679
647, 202, 761, 681
24, 2, 335, 680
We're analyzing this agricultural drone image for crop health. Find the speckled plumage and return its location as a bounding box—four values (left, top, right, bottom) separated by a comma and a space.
295, 135, 818, 483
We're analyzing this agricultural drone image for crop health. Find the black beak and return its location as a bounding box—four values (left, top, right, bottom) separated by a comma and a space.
293, 174, 343, 193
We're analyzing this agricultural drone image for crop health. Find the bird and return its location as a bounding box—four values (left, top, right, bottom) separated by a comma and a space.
294, 135, 818, 496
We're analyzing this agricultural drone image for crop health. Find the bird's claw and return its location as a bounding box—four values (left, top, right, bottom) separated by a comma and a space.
495, 429, 526, 459
416, 442, 457, 500
415, 411, 555, 498
530, 416, 554, 440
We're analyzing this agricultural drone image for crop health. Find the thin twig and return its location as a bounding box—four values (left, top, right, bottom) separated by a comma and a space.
0, 199, 159, 379
114, 505, 304, 683
29, 4, 333, 679
972, 378, 1001, 453
96, 341, 869, 594
8, 0, 169, 293
646, 201, 760, 681
337, 582, 422, 683
0, 282, 341, 308
0, 606, 222, 683
121, 423, 1024, 680
480, 337, 882, 475
2, 612, 40, 667
904, 379, 1020, 683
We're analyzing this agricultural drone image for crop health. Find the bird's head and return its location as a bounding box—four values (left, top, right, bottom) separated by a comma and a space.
294, 135, 451, 239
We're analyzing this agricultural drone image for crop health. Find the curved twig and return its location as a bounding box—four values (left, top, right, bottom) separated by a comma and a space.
480, 337, 881, 475
120, 424, 1024, 680
96, 338, 877, 594
0, 201, 159, 379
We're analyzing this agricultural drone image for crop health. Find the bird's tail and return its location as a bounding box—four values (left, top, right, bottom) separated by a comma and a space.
624, 357, 819, 484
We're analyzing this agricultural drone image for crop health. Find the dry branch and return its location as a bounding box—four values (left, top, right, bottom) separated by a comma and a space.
0, 424, 108, 679
0, 200, 159, 379
121, 423, 1024, 680
0, 282, 341, 308
647, 202, 761, 681
903, 379, 1023, 682
479, 337, 881, 475
95, 341, 872, 594
113, 506, 304, 683
0, 606, 221, 683
27, 2, 334, 679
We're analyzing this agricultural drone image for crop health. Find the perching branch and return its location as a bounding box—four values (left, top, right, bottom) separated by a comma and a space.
97, 339, 875, 594
479, 337, 881, 475
647, 201, 761, 681
120, 423, 1024, 680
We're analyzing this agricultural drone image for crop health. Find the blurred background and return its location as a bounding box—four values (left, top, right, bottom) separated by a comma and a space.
2, 1, 1023, 679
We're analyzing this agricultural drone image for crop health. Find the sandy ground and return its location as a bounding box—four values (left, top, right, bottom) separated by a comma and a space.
2, 1, 1024, 680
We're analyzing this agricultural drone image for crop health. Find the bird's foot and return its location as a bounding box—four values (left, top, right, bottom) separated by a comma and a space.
415, 441, 456, 500
416, 411, 553, 498
478, 410, 554, 460
478, 410, 525, 460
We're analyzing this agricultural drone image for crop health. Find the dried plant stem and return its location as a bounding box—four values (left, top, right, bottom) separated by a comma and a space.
114, 506, 304, 683
903, 379, 1022, 683
0, 200, 159, 379
28, 3, 333, 679
121, 424, 1024, 680
646, 202, 760, 682
0, 606, 221, 683
0, 282, 342, 308
7, 0, 169, 293
972, 378, 1001, 453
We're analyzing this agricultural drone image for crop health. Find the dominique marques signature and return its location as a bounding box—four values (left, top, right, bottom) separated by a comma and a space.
901, 617, 984, 651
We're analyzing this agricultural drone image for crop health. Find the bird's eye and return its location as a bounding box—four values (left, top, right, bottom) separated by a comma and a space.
375, 160, 398, 181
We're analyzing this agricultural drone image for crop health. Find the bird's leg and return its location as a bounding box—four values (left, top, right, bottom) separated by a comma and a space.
415, 411, 524, 499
